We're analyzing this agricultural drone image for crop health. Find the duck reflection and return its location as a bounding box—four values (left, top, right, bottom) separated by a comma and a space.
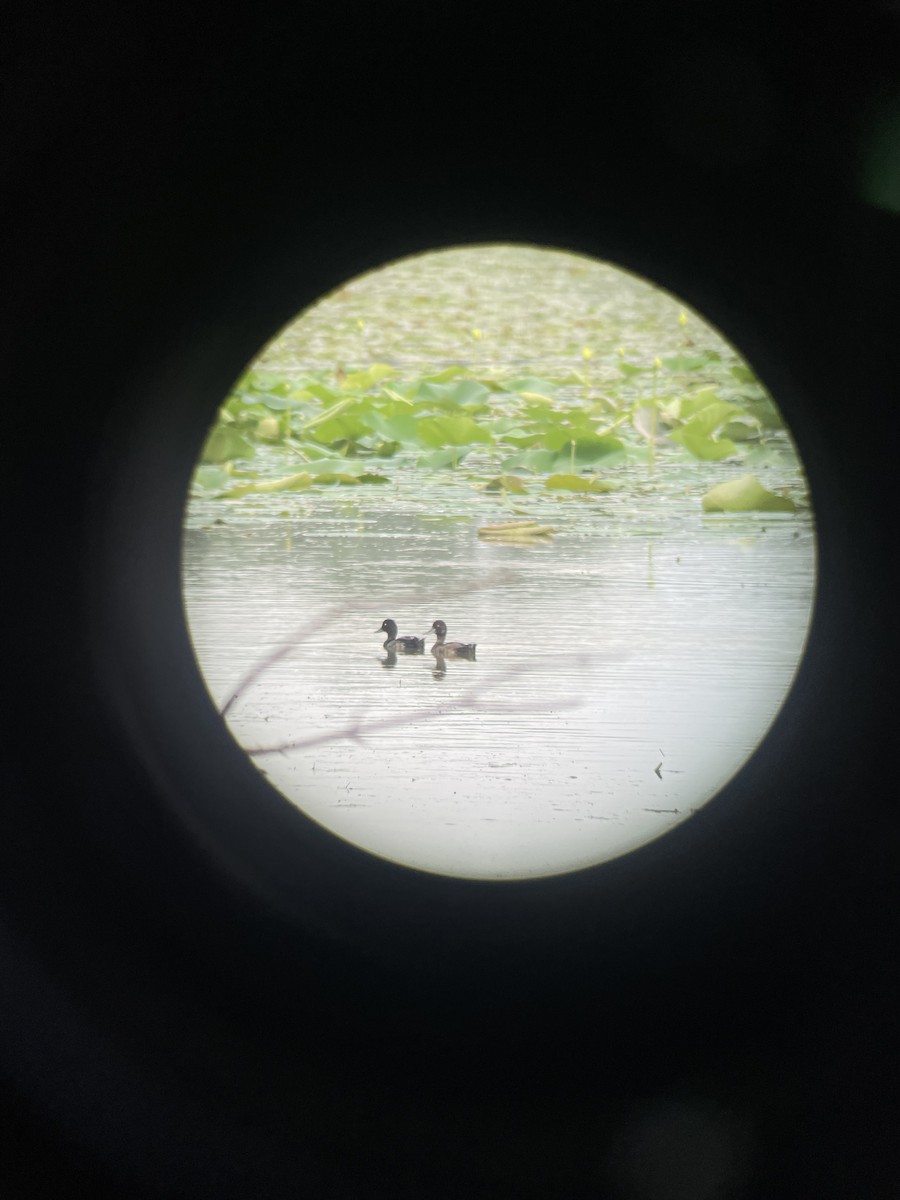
380, 649, 398, 669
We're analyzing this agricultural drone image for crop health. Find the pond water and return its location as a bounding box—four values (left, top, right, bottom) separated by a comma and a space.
182, 245, 816, 880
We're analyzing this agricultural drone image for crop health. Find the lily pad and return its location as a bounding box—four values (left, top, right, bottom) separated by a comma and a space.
340, 363, 396, 391
192, 464, 231, 492
669, 426, 738, 460
201, 426, 255, 464
417, 447, 472, 469
702, 474, 797, 513
297, 458, 360, 475
416, 414, 493, 447
478, 521, 555, 539
223, 472, 314, 497
545, 474, 614, 493
478, 475, 528, 494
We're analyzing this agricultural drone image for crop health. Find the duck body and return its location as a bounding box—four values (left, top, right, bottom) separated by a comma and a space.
428, 619, 476, 660
376, 618, 425, 654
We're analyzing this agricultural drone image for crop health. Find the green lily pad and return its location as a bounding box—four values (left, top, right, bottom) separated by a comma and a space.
362, 409, 420, 444
479, 475, 528, 494
201, 426, 255, 464
500, 449, 560, 474
302, 458, 370, 475
669, 426, 738, 460
702, 474, 797, 513
661, 352, 717, 372
192, 464, 231, 492
506, 376, 560, 395
543, 431, 625, 462
340, 363, 396, 390
223, 472, 314, 497
417, 447, 472, 469
478, 520, 555, 539
545, 474, 614, 493
416, 414, 493, 447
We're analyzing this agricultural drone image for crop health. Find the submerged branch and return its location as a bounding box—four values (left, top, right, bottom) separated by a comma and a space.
243, 661, 584, 757
220, 608, 344, 717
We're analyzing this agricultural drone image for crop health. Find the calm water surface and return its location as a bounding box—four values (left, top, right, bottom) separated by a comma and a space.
184, 469, 814, 879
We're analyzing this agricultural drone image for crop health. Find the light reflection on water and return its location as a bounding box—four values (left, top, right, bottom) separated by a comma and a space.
183, 500, 815, 879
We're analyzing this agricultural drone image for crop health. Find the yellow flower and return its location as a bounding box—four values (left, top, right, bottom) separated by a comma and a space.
678, 310, 688, 327
582, 346, 593, 360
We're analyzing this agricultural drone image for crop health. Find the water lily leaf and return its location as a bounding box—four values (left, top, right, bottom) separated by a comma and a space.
223, 472, 314, 497
420, 365, 469, 384
719, 418, 760, 442
617, 361, 648, 377
677, 399, 743, 433
517, 390, 558, 404
413, 381, 461, 405
192, 464, 231, 492
416, 414, 493, 447
661, 352, 715, 372
307, 410, 369, 444
499, 431, 546, 449
312, 471, 388, 485
702, 474, 797, 513
254, 416, 282, 442
500, 449, 560, 474
417, 447, 472, 469
362, 409, 420, 443
223, 391, 261, 417
677, 388, 724, 419
543, 430, 624, 461
520, 396, 555, 415
286, 440, 331, 459
506, 376, 560, 395
487, 419, 533, 438
478, 520, 555, 539
304, 382, 342, 404
545, 474, 614, 493
340, 363, 396, 390
479, 475, 528, 493
669, 400, 745, 459
201, 426, 255, 464
411, 379, 492, 411
741, 397, 784, 430
669, 426, 738, 460
303, 458, 370, 475
247, 371, 294, 395
450, 380, 492, 408
257, 392, 302, 411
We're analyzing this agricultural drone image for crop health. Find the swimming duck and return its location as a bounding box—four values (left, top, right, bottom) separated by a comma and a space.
376, 619, 425, 654
428, 620, 477, 660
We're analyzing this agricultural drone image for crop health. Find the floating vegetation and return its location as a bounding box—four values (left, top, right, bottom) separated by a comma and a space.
478, 521, 556, 541
702, 474, 798, 514
192, 349, 805, 515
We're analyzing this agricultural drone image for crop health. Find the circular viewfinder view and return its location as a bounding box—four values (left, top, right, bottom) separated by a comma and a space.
182, 244, 816, 880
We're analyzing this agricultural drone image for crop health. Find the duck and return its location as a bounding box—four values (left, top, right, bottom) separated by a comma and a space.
428, 620, 477, 660
375, 618, 425, 654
